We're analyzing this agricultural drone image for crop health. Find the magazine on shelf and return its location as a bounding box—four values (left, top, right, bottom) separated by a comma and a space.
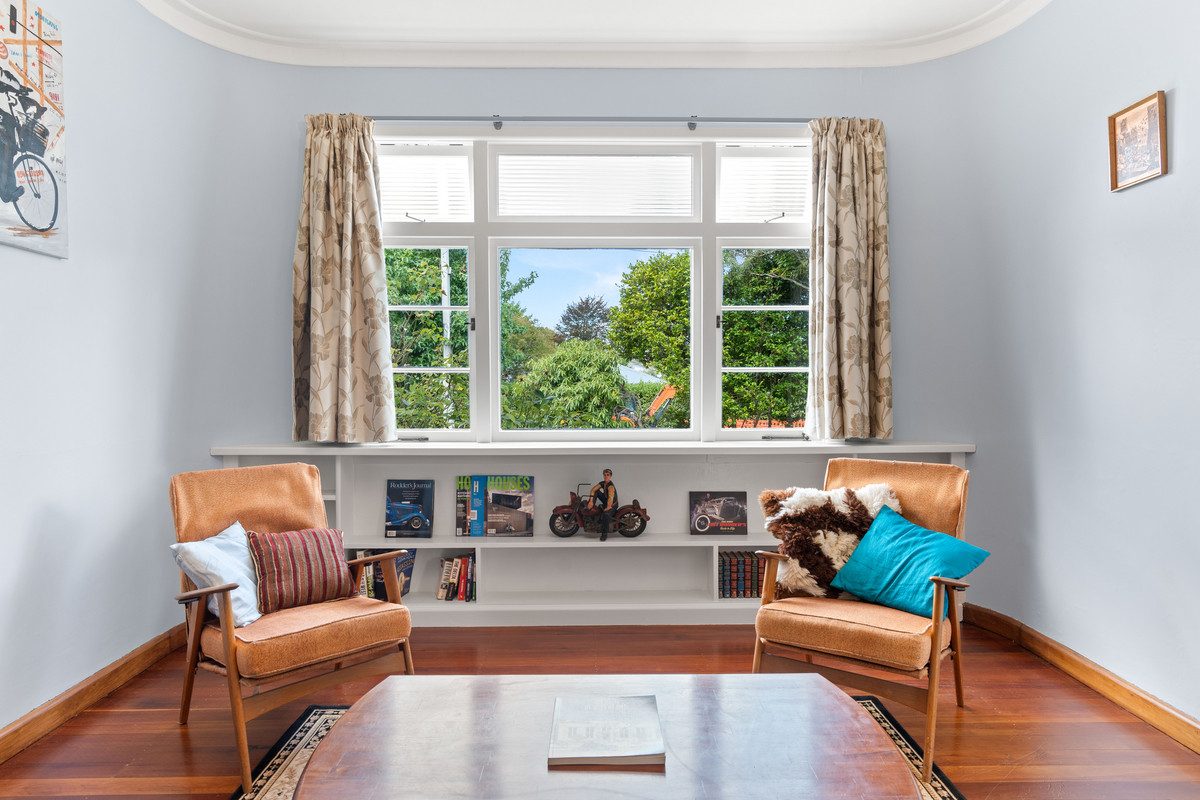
455, 475, 535, 536
548, 695, 665, 767
385, 479, 434, 538
688, 491, 748, 535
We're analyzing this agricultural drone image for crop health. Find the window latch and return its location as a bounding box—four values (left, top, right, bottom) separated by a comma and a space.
716, 314, 722, 329
470, 317, 476, 332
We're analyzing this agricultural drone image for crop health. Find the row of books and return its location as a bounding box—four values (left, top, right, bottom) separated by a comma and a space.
436, 553, 477, 601
355, 549, 416, 599
719, 551, 767, 599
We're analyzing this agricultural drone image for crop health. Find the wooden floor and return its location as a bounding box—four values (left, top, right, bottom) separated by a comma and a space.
1, 624, 1198, 799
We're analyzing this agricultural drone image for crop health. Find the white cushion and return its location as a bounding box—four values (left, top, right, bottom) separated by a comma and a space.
170, 521, 261, 627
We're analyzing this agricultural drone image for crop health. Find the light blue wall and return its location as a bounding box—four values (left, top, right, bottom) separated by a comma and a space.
946, 0, 1200, 717
1, 0, 1195, 728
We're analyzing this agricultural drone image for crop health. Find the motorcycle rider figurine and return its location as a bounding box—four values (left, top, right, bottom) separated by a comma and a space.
588, 468, 618, 541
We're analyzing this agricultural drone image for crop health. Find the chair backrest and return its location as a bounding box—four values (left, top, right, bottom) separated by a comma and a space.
169, 462, 327, 544
824, 458, 969, 537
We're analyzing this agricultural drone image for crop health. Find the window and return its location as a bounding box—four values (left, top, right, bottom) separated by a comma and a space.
720, 248, 809, 429
379, 128, 810, 441
386, 245, 472, 430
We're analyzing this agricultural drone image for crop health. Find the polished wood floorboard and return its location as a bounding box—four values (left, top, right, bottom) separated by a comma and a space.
0, 624, 1197, 799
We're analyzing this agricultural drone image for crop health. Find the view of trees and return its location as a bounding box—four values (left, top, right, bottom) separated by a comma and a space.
387, 246, 809, 431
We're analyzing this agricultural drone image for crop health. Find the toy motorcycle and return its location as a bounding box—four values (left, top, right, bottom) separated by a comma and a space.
549, 483, 650, 538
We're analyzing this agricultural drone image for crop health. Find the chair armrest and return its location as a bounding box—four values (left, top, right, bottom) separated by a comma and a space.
346, 550, 408, 605
930, 576, 970, 592
175, 582, 238, 605
345, 549, 409, 568
755, 550, 786, 605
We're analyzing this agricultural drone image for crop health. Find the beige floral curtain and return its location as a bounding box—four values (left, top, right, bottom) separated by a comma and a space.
292, 114, 396, 443
806, 118, 894, 440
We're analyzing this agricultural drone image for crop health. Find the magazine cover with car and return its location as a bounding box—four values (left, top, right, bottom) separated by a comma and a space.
689, 491, 748, 534
385, 479, 434, 537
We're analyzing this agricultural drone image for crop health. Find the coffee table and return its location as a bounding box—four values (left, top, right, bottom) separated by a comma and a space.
294, 673, 920, 799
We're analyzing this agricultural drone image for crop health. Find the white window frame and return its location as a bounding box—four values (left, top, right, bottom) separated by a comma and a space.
384, 236, 479, 441
714, 237, 811, 440
377, 126, 811, 443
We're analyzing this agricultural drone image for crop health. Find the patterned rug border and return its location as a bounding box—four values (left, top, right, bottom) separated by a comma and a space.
235, 698, 966, 799
853, 696, 967, 800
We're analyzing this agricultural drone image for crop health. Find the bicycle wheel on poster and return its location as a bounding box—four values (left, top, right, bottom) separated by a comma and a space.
12, 153, 59, 232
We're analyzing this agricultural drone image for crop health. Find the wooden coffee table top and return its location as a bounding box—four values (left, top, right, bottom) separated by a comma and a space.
295, 673, 920, 800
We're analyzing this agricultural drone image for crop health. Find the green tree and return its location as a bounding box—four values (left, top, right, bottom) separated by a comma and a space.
609, 251, 692, 428
498, 249, 559, 381
503, 339, 626, 429
555, 295, 610, 342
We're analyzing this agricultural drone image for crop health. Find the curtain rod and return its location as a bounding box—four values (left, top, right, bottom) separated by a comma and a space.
370, 115, 812, 130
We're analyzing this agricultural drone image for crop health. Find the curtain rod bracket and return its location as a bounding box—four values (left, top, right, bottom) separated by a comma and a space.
492, 115, 503, 131
687, 116, 698, 131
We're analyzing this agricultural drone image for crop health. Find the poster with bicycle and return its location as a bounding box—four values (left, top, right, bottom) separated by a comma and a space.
0, 2, 64, 258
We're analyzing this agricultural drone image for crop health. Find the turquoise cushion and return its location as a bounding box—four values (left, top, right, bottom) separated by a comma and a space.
830, 506, 989, 618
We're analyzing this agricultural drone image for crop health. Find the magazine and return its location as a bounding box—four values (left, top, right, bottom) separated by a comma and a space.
385, 479, 434, 538
455, 475, 535, 536
688, 491, 748, 535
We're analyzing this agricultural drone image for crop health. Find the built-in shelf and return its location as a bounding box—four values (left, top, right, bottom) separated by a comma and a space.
343, 530, 778, 550
213, 440, 975, 458
216, 439, 974, 625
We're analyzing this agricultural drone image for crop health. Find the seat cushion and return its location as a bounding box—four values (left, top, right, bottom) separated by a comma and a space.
201, 595, 411, 678
756, 596, 950, 672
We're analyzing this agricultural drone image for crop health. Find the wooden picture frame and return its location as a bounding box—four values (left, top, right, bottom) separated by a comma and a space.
1108, 91, 1167, 191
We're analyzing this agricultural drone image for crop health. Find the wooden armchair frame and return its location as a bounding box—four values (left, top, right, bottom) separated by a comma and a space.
170, 464, 415, 792
750, 458, 971, 783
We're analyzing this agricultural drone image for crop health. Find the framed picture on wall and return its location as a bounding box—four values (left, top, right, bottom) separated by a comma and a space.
1108, 91, 1167, 191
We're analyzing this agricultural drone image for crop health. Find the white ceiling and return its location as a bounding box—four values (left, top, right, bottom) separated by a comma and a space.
137, 0, 1054, 68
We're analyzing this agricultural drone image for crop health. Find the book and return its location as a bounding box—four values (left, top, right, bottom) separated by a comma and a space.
547, 695, 665, 767
385, 479, 434, 538
456, 555, 468, 601
357, 548, 417, 599
457, 475, 535, 537
447, 556, 462, 601
688, 491, 748, 535
436, 557, 454, 600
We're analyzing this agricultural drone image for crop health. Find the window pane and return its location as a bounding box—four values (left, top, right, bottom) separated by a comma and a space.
390, 311, 470, 368
497, 247, 691, 430
722, 248, 809, 306
378, 147, 472, 222
386, 247, 469, 306
394, 373, 469, 430
496, 154, 694, 217
721, 311, 808, 368
717, 144, 808, 223
721, 372, 807, 430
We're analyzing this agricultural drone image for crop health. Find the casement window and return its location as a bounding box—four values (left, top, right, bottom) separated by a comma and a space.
377, 128, 810, 442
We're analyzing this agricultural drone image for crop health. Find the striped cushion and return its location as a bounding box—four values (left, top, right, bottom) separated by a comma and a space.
246, 528, 355, 614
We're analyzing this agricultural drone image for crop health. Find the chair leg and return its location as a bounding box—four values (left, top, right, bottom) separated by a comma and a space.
947, 591, 965, 708
179, 601, 205, 725
751, 637, 764, 673
218, 595, 254, 791
922, 588, 945, 783
401, 639, 416, 675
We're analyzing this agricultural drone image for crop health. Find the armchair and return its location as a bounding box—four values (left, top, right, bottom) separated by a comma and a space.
751, 458, 971, 782
171, 463, 414, 791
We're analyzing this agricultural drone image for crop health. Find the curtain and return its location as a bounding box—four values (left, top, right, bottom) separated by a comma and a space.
292, 114, 396, 443
806, 118, 894, 440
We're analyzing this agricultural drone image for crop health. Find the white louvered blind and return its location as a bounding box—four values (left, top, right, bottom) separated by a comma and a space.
496, 153, 695, 218
716, 143, 810, 223
378, 145, 472, 222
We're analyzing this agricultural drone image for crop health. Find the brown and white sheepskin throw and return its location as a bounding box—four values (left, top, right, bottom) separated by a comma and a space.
759, 483, 899, 598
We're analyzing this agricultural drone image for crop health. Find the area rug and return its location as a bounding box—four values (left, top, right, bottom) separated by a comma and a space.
234, 699, 965, 799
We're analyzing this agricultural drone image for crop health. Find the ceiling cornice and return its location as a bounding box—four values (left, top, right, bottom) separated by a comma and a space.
135, 0, 1054, 69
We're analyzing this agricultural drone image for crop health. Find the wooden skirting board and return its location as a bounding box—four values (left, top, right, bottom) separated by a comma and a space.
964, 603, 1200, 755
0, 623, 187, 764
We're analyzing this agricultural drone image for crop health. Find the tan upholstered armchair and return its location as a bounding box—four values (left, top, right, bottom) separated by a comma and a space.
751, 458, 970, 782
171, 463, 414, 791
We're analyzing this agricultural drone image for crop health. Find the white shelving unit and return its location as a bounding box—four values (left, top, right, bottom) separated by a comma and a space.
213, 440, 974, 626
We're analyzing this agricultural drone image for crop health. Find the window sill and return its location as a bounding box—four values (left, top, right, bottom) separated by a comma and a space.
211, 440, 974, 458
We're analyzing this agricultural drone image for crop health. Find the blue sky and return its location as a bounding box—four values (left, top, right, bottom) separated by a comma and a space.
505, 248, 685, 328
